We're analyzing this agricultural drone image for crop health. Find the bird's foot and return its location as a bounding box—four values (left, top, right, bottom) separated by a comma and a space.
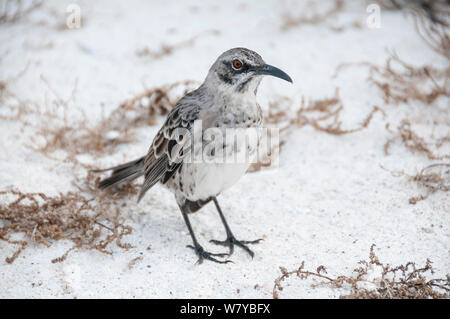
186, 244, 232, 264
210, 234, 263, 258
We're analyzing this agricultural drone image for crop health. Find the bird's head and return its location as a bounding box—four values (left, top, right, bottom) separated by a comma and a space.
205, 48, 292, 95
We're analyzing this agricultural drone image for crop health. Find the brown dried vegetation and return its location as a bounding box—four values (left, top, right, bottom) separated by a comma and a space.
281, 0, 345, 31
384, 120, 449, 161
412, 163, 450, 192
1, 79, 197, 162
266, 89, 382, 136
335, 51, 449, 162
408, 163, 449, 204
370, 53, 449, 105
381, 163, 450, 204
273, 244, 449, 299
335, 51, 449, 105
0, 172, 133, 264
0, 80, 197, 262
409, 9, 450, 60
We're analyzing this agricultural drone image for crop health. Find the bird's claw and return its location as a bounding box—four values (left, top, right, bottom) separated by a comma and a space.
209, 235, 263, 258
186, 244, 232, 264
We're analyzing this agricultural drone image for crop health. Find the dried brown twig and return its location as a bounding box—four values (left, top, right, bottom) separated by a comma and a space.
385, 120, 450, 161
377, 1, 449, 59
412, 163, 450, 191
377, 0, 450, 27
409, 163, 449, 204
273, 244, 450, 299
409, 9, 450, 60
380, 163, 449, 204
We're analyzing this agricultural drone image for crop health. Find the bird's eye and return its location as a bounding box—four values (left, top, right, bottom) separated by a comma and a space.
232, 59, 243, 70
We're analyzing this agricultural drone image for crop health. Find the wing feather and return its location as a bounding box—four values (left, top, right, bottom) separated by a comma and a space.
137, 93, 201, 202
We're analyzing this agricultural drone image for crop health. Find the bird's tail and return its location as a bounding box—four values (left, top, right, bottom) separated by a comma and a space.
92, 157, 145, 190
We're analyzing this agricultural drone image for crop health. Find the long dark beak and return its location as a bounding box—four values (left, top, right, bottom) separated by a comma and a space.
254, 64, 293, 83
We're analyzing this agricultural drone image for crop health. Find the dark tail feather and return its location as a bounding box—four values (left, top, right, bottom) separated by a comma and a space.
93, 157, 145, 190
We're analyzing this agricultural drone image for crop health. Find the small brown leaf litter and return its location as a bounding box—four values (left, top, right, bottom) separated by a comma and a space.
0, 173, 133, 264
0, 0, 42, 24
335, 51, 450, 105
273, 244, 449, 299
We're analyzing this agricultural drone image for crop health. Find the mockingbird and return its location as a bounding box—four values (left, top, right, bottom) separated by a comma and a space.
95, 48, 292, 263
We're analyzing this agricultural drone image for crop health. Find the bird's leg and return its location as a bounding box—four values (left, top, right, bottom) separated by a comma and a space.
209, 197, 263, 258
180, 204, 231, 264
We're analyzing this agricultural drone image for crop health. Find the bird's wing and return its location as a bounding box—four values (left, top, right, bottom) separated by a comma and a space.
137, 95, 201, 202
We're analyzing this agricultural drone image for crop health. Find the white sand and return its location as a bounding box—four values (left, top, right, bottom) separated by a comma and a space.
0, 0, 448, 298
